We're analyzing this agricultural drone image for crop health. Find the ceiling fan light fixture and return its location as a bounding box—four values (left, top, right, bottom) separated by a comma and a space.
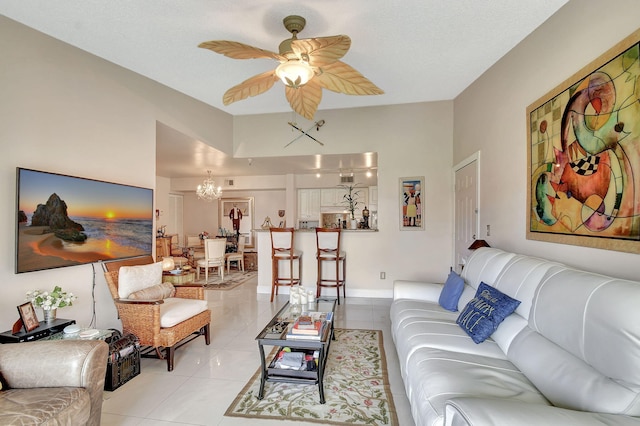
276, 60, 314, 88
196, 170, 222, 201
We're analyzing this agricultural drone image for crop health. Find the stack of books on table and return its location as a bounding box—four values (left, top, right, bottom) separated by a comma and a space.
286, 312, 333, 341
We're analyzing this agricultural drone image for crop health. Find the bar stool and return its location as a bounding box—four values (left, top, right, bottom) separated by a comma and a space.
315, 227, 346, 304
270, 227, 302, 302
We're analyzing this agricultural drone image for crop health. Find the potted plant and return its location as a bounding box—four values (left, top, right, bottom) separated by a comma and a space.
26, 285, 77, 322
338, 183, 363, 229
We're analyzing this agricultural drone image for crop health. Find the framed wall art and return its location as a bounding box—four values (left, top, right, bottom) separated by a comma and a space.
16, 168, 153, 273
218, 197, 254, 248
400, 177, 424, 230
527, 28, 640, 253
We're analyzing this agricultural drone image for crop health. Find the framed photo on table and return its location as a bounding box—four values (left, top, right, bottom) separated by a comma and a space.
400, 177, 424, 230
17, 302, 39, 332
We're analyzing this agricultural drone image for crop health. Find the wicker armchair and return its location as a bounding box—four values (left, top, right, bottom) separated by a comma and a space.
103, 256, 210, 371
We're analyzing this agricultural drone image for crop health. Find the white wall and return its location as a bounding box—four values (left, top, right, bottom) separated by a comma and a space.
155, 175, 171, 234
233, 103, 454, 293
453, 0, 640, 280
170, 175, 288, 241
0, 16, 232, 330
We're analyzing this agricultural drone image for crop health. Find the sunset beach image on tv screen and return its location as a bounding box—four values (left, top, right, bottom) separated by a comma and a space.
16, 168, 153, 273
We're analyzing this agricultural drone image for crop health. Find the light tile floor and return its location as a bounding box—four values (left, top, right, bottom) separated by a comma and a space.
101, 275, 416, 426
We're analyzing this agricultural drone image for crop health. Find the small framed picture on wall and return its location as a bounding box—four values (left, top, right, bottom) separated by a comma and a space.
400, 176, 424, 230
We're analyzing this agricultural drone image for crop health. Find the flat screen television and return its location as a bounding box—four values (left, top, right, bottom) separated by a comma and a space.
16, 167, 154, 273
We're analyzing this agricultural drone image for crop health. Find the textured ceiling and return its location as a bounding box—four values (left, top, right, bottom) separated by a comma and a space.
1, 0, 568, 178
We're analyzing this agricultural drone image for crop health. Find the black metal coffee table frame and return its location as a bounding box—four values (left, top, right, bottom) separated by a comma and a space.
255, 299, 336, 404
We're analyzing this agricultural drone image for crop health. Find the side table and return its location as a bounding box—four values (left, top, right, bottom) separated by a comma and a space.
162, 270, 195, 284
43, 328, 114, 341
0, 318, 76, 343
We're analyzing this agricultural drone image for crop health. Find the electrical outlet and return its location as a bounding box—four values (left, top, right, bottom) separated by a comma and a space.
380, 272, 386, 279
486, 224, 491, 236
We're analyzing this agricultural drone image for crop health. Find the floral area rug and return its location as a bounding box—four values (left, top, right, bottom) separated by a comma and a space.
195, 270, 256, 290
225, 328, 399, 425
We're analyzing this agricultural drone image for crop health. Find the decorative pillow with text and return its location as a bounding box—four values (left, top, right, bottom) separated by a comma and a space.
456, 282, 520, 344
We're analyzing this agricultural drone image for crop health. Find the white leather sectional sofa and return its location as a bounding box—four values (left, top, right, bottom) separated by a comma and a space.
391, 247, 640, 426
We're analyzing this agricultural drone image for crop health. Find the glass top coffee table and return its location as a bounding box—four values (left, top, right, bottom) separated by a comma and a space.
255, 299, 337, 404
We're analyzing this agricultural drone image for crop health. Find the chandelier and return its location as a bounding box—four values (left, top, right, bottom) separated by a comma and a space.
196, 170, 222, 201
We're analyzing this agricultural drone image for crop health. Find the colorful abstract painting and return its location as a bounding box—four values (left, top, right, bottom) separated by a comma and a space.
527, 29, 640, 253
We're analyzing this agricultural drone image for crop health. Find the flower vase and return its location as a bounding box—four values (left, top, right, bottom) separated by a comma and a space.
43, 308, 57, 323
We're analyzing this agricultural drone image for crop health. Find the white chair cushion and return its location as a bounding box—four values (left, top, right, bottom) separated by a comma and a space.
118, 261, 163, 299
318, 250, 346, 259
159, 298, 209, 328
197, 258, 223, 267
274, 249, 302, 258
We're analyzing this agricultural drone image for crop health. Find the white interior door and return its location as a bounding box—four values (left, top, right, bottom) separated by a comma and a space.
168, 193, 184, 242
453, 153, 479, 273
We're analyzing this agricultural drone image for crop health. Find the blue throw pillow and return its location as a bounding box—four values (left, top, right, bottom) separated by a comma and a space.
438, 270, 465, 311
456, 282, 521, 344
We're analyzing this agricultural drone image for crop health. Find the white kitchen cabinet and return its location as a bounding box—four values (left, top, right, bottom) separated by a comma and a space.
321, 187, 351, 207
302, 186, 368, 221
321, 188, 338, 206
298, 189, 321, 220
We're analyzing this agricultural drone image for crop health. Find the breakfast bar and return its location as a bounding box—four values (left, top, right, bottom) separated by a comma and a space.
255, 228, 378, 298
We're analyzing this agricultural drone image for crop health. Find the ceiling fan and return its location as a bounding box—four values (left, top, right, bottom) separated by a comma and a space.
198, 15, 384, 120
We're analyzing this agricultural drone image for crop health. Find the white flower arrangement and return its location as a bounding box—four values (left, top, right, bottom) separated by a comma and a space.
26, 286, 76, 311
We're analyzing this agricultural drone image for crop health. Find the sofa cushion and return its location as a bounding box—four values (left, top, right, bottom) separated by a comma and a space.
128, 282, 176, 300
0, 387, 90, 425
510, 266, 640, 415
118, 261, 163, 299
457, 282, 521, 344
404, 347, 549, 426
460, 248, 516, 290
439, 270, 465, 311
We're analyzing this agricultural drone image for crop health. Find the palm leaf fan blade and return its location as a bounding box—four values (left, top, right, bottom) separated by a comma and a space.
223, 70, 279, 105
285, 80, 322, 120
198, 40, 285, 61
291, 35, 351, 67
316, 61, 384, 96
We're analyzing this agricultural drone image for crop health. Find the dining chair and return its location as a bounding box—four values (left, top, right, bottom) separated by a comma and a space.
196, 238, 226, 283
185, 234, 205, 265
225, 237, 246, 273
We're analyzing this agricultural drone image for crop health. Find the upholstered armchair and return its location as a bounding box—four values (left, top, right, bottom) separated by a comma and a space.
103, 256, 211, 371
0, 340, 108, 426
